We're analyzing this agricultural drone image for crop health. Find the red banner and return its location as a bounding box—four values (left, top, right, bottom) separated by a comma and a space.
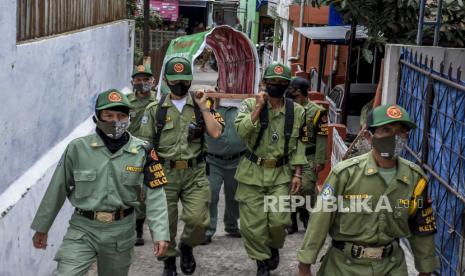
150, 0, 179, 22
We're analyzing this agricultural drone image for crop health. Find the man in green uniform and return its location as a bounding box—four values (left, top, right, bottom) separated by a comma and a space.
127, 64, 157, 246
140, 57, 224, 276
235, 63, 307, 276
202, 94, 246, 244
31, 89, 170, 276
286, 77, 328, 233
297, 104, 439, 276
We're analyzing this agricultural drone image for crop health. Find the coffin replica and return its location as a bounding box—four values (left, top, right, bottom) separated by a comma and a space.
156, 25, 260, 102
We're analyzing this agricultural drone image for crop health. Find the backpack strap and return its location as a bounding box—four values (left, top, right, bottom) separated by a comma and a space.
252, 102, 269, 152
190, 92, 206, 157
283, 98, 294, 156
153, 94, 168, 149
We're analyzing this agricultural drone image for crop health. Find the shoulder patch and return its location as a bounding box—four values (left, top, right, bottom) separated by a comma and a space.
141, 115, 149, 125
320, 183, 335, 201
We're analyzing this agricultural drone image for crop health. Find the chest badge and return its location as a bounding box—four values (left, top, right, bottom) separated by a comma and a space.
271, 131, 279, 143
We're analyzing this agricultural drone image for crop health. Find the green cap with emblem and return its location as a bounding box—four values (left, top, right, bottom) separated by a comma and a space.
263, 63, 291, 81
132, 64, 153, 78
95, 89, 130, 110
368, 104, 417, 130
164, 57, 193, 81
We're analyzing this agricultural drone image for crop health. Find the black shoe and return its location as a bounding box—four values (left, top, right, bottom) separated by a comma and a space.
135, 235, 145, 246
179, 242, 196, 275
287, 212, 298, 234
267, 247, 279, 271
256, 260, 270, 276
135, 218, 145, 246
162, 257, 177, 276
200, 236, 212, 245
226, 229, 242, 238
299, 208, 310, 229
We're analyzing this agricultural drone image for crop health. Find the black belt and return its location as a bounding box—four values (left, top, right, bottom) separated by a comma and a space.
207, 151, 246, 161
305, 147, 316, 156
160, 154, 205, 169
244, 150, 289, 168
75, 207, 134, 223
332, 240, 394, 259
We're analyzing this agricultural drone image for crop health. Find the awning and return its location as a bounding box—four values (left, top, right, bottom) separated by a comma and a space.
294, 25, 368, 44
179, 0, 208, 7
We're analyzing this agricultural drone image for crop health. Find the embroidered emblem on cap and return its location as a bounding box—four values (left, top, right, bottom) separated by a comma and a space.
173, 63, 185, 73
386, 106, 402, 119
273, 65, 284, 75
137, 65, 145, 72
108, 91, 122, 102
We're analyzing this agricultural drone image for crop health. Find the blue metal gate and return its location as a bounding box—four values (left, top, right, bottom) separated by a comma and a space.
398, 48, 465, 275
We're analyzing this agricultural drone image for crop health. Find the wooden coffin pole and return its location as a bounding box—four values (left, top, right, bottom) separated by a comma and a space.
193, 89, 257, 100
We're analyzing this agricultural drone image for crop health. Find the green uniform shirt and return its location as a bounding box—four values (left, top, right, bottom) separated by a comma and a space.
30, 133, 170, 242
234, 98, 308, 186
127, 91, 157, 138
205, 106, 247, 168
298, 151, 439, 272
139, 94, 223, 160
302, 99, 328, 164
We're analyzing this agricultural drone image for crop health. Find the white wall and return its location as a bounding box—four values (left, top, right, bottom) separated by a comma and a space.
383, 44, 465, 104
0, 0, 134, 274
0, 118, 95, 276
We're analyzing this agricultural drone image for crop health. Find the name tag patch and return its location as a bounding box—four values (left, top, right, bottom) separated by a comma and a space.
126, 166, 143, 173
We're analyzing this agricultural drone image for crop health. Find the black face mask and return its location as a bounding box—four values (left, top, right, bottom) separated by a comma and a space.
266, 84, 288, 98
168, 83, 190, 97
133, 83, 143, 94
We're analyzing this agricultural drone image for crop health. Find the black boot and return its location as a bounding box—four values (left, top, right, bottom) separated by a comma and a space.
287, 212, 298, 234
267, 247, 279, 271
135, 218, 145, 246
162, 257, 177, 276
299, 208, 310, 229
200, 235, 212, 245
256, 260, 270, 276
179, 242, 196, 275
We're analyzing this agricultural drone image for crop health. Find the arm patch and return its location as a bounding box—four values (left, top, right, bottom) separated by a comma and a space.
316, 110, 328, 136
212, 110, 225, 124
142, 145, 168, 189
409, 179, 437, 236
408, 196, 437, 235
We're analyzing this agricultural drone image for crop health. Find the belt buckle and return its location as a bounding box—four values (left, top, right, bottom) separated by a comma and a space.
175, 160, 189, 169
361, 247, 383, 259
263, 159, 277, 168
95, 212, 115, 223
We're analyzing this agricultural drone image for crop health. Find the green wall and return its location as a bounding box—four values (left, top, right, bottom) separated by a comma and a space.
239, 0, 259, 44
